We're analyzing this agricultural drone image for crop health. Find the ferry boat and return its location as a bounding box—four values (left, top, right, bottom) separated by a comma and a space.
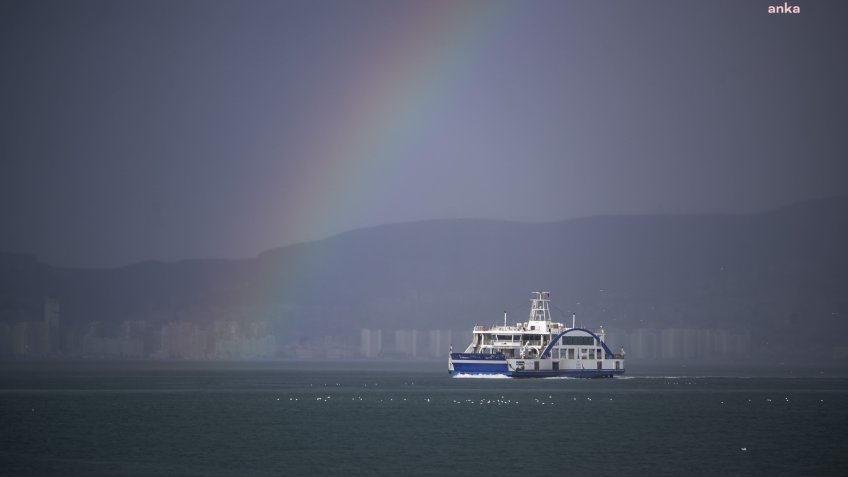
449, 291, 625, 378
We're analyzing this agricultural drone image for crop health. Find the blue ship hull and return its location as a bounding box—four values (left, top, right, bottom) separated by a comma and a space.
449, 360, 510, 375
449, 353, 624, 378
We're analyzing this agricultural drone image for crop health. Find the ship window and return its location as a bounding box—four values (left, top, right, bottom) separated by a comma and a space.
589, 349, 595, 360
597, 348, 602, 358
526, 335, 542, 345
615, 361, 620, 370
560, 336, 595, 346
568, 349, 575, 359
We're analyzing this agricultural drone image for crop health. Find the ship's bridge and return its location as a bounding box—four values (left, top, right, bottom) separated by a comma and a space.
526, 290, 553, 333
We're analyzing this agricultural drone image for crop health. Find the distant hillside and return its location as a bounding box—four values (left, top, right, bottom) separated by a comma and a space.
1, 196, 847, 360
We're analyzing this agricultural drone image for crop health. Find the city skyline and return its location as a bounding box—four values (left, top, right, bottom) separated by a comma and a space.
1, 296, 752, 364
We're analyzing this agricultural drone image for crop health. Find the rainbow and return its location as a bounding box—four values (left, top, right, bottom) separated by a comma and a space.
267, 1, 519, 246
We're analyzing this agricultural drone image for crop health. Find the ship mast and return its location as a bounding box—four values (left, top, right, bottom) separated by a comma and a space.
528, 291, 552, 322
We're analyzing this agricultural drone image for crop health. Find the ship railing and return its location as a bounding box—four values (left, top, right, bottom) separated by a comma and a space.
474, 325, 522, 332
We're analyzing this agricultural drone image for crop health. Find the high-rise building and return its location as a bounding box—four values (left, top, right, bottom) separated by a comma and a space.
360, 328, 382, 358
44, 297, 60, 355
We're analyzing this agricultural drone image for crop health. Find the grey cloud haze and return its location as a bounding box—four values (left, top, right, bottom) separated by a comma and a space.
1, 0, 846, 267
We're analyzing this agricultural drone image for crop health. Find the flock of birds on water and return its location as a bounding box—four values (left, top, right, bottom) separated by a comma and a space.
270, 378, 827, 409
266, 377, 832, 455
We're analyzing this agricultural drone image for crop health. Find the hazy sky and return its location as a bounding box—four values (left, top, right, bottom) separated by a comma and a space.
1, 0, 846, 267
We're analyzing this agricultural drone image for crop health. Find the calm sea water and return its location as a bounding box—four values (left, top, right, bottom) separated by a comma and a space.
1, 362, 846, 476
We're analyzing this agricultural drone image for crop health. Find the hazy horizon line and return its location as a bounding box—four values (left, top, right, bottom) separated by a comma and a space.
5, 193, 845, 270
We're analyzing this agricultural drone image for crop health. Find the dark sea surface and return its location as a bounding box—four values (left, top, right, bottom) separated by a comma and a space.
1, 362, 847, 476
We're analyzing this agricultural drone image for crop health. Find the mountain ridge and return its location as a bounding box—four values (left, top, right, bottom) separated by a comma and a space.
1, 195, 846, 361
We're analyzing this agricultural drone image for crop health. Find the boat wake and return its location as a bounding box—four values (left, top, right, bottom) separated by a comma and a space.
452, 373, 511, 379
